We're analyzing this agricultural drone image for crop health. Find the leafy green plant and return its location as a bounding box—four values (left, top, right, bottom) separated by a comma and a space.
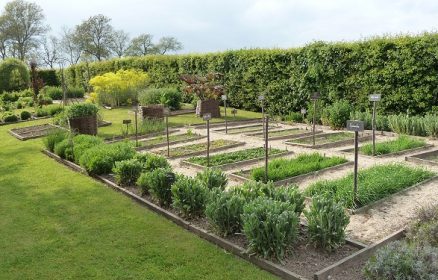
66, 103, 99, 119
42, 86, 63, 100
271, 186, 305, 216
388, 114, 427, 136
406, 204, 438, 247
54, 138, 73, 160
44, 129, 69, 152
171, 175, 208, 218
142, 154, 170, 171
250, 153, 347, 182
306, 164, 435, 209
360, 135, 426, 156
305, 195, 350, 251
205, 189, 246, 236
20, 110, 32, 120
66, 87, 85, 98
195, 168, 228, 190
283, 112, 303, 123
137, 168, 176, 205
35, 107, 48, 117
138, 88, 161, 105
321, 100, 352, 130
113, 159, 144, 186
2, 113, 18, 122
72, 134, 104, 163
160, 87, 182, 110
424, 113, 438, 138
242, 197, 299, 260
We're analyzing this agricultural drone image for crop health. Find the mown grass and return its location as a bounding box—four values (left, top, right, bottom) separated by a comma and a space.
154, 139, 240, 157
0, 120, 275, 280
249, 153, 348, 182
305, 164, 435, 209
359, 135, 427, 156
187, 147, 284, 166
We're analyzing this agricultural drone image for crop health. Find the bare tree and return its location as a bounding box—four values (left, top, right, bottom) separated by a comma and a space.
126, 33, 156, 56
73, 14, 114, 61
40, 36, 60, 68
1, 0, 49, 60
110, 29, 129, 58
156, 36, 183, 55
60, 27, 82, 65
0, 16, 8, 60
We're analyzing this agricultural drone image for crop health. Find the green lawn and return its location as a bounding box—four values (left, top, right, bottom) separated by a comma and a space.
0, 120, 275, 279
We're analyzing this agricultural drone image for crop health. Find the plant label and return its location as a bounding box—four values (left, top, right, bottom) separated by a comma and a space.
369, 94, 381, 102
203, 113, 212, 121
301, 108, 307, 114
163, 108, 170, 116
311, 92, 320, 100
347, 120, 364, 132
221, 95, 227, 101
258, 95, 265, 101
122, 119, 132, 124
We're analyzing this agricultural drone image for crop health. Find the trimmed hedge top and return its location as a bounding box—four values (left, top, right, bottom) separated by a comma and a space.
66, 103, 99, 119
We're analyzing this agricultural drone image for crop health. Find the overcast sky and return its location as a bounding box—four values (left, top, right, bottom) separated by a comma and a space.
2, 0, 438, 53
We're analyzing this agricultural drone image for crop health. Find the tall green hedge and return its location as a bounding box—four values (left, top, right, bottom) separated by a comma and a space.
38, 69, 60, 87
63, 33, 438, 115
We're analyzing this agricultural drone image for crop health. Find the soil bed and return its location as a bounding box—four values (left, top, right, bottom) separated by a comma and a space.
214, 124, 278, 134
249, 129, 323, 140
406, 149, 438, 167
153, 139, 244, 158
136, 133, 205, 150
8, 123, 61, 140
285, 132, 372, 149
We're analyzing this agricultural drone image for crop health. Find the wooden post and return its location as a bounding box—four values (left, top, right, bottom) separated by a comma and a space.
264, 115, 269, 183
311, 92, 320, 147
347, 120, 364, 206
203, 113, 212, 167
369, 94, 381, 156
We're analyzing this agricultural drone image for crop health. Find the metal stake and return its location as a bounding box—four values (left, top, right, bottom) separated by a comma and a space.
372, 101, 376, 156
207, 119, 210, 167
134, 105, 138, 147
312, 99, 317, 146
166, 115, 170, 157
224, 98, 228, 134
264, 116, 269, 183
353, 130, 359, 204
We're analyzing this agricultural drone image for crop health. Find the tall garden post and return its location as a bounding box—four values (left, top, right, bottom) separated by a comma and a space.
222, 95, 228, 134
264, 115, 269, 183
123, 119, 131, 138
369, 94, 381, 156
164, 108, 170, 157
311, 92, 320, 146
203, 113, 212, 167
134, 106, 138, 147
259, 94, 265, 140
347, 120, 364, 205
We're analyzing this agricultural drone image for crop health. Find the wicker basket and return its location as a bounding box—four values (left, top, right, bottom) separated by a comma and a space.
196, 99, 221, 118
140, 105, 164, 120
69, 115, 98, 135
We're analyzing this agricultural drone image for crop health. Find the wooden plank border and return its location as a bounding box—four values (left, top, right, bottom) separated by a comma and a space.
285, 133, 372, 149
405, 149, 438, 167
153, 141, 246, 159
340, 144, 434, 158
135, 135, 206, 151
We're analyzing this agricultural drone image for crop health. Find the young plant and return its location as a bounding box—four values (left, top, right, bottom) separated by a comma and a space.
242, 197, 299, 260
113, 159, 144, 186
305, 195, 350, 251
171, 175, 208, 218
136, 168, 176, 205
43, 129, 69, 152
195, 168, 228, 190
205, 189, 246, 236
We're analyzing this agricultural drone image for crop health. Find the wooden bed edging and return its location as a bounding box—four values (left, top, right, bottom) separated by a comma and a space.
340, 144, 434, 158
313, 229, 405, 280
105, 129, 180, 143
180, 151, 294, 171
41, 149, 308, 280
245, 130, 323, 141
405, 149, 438, 167
351, 175, 438, 215
285, 134, 372, 149
155, 141, 246, 159
192, 118, 263, 129
135, 135, 206, 151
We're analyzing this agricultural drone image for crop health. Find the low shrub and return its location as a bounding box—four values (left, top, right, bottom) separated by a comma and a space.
113, 159, 144, 186
137, 153, 170, 171
195, 168, 228, 190
66, 87, 85, 98
350, 111, 390, 131
18, 96, 34, 107
35, 107, 49, 117
271, 186, 305, 216
20, 110, 32, 120
230, 181, 276, 201
242, 197, 299, 260
406, 204, 438, 247
79, 142, 135, 175
171, 175, 208, 218
206, 189, 246, 236
283, 112, 303, 123
66, 103, 99, 119
305, 195, 350, 251
44, 129, 69, 152
54, 138, 73, 160
42, 86, 63, 100
38, 94, 53, 105
160, 87, 182, 110
138, 88, 161, 105
363, 241, 438, 279
424, 113, 438, 138
1, 92, 19, 102
388, 114, 427, 137
47, 105, 64, 116
321, 100, 352, 130
137, 168, 176, 205
72, 134, 104, 162
2, 113, 18, 122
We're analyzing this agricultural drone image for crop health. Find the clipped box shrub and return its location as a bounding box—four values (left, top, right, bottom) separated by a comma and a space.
20, 110, 32, 120
79, 142, 135, 175
195, 168, 228, 190
113, 159, 144, 186
242, 197, 299, 260
2, 113, 18, 123
304, 195, 350, 251
135, 153, 170, 171
206, 189, 246, 236
171, 175, 208, 218
72, 134, 104, 163
137, 168, 176, 205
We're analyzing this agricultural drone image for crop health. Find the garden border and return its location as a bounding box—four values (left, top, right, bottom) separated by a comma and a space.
192, 118, 263, 129
246, 129, 323, 141
105, 129, 180, 143
180, 150, 294, 171
340, 143, 434, 158
405, 149, 438, 167
285, 133, 372, 149
135, 135, 206, 151
42, 149, 368, 280
228, 161, 353, 186
153, 141, 246, 159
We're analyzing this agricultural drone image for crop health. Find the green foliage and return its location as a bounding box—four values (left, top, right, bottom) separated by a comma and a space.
35, 107, 48, 117
242, 197, 299, 260
160, 87, 182, 110
38, 69, 60, 87
171, 175, 208, 218
305, 195, 350, 251
42, 86, 63, 100
360, 135, 426, 156
306, 164, 435, 209
20, 110, 32, 120
270, 186, 305, 216
283, 112, 303, 123
66, 103, 99, 119
2, 112, 18, 122
38, 94, 53, 105
195, 168, 228, 190
54, 139, 73, 160
350, 111, 390, 131
136, 153, 170, 171
1, 92, 19, 102
250, 153, 347, 182
138, 88, 161, 105
205, 189, 246, 236
79, 142, 135, 175
0, 58, 30, 93
406, 204, 438, 247
113, 159, 144, 186
321, 100, 352, 129
66, 87, 85, 98
388, 114, 428, 136
363, 241, 438, 280
44, 129, 69, 152
72, 134, 104, 162
137, 168, 176, 205
424, 113, 438, 138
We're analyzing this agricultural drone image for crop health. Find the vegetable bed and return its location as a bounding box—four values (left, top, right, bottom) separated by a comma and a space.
154, 139, 243, 158
215, 124, 276, 134
359, 136, 427, 156
305, 164, 435, 209
137, 132, 204, 149
293, 132, 353, 145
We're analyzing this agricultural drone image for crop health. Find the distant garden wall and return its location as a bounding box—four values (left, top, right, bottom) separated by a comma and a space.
63, 33, 438, 116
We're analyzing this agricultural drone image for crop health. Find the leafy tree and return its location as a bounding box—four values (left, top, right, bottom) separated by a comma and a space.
156, 36, 183, 54
0, 57, 30, 92
73, 14, 114, 61
110, 29, 129, 58
126, 33, 156, 56
0, 0, 49, 60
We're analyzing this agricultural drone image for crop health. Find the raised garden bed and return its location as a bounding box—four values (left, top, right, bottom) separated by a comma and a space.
229, 153, 350, 186
248, 128, 323, 140
8, 124, 63, 141
405, 149, 438, 167
305, 164, 436, 210
213, 124, 279, 134
192, 118, 262, 129
153, 139, 245, 158
105, 129, 178, 143
285, 132, 372, 149
98, 120, 112, 127
340, 136, 432, 158
181, 147, 293, 171
136, 132, 205, 151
